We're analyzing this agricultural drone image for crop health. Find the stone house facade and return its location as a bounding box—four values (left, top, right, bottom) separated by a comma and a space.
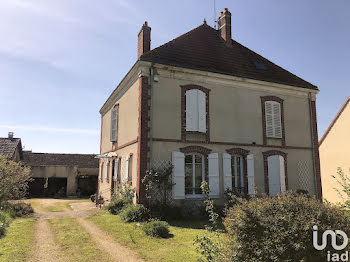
98, 8, 322, 203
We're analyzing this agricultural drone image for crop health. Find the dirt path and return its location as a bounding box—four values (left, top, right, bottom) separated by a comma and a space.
27, 198, 144, 262
28, 219, 67, 262
77, 218, 144, 262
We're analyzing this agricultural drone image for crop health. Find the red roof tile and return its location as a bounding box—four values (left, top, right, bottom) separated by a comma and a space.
140, 23, 317, 90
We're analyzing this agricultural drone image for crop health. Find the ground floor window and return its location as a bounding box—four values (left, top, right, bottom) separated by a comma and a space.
231, 155, 244, 193
185, 154, 204, 195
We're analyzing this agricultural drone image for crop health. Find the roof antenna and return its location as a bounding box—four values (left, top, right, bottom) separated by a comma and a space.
213, 0, 217, 29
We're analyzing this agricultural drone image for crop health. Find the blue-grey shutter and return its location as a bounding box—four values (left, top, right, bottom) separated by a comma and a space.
110, 108, 118, 142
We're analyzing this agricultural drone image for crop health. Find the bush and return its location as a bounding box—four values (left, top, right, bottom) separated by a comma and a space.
120, 204, 149, 223
107, 198, 132, 215
223, 191, 350, 262
9, 202, 34, 217
0, 211, 12, 237
142, 221, 170, 238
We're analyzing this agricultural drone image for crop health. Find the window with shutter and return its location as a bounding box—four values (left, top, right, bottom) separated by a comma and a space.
110, 107, 118, 142
186, 89, 198, 131
185, 89, 206, 133
172, 152, 185, 199
265, 101, 282, 138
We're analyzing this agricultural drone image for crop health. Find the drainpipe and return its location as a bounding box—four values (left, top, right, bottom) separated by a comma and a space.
149, 64, 155, 170
308, 92, 318, 199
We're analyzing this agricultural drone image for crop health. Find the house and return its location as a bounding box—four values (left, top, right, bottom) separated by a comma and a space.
23, 151, 99, 197
319, 97, 350, 203
98, 8, 322, 204
0, 132, 23, 161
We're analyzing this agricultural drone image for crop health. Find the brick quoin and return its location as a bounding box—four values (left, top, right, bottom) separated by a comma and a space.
136, 76, 149, 204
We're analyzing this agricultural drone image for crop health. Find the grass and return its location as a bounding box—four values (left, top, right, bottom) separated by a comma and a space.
89, 212, 209, 262
0, 218, 35, 262
49, 217, 110, 262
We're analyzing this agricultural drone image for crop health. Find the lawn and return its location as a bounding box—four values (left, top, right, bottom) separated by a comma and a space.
0, 218, 35, 262
89, 212, 209, 262
49, 217, 110, 262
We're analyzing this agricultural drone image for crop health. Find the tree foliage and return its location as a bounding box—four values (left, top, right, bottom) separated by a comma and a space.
0, 155, 32, 205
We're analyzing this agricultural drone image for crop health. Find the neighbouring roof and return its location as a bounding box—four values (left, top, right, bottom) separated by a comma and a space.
22, 151, 99, 168
0, 138, 22, 159
140, 23, 317, 90
319, 97, 350, 145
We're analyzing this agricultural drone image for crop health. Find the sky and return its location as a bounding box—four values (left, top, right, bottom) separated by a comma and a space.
0, 0, 349, 154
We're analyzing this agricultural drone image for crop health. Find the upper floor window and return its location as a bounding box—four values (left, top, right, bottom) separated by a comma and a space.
186, 89, 206, 133
110, 106, 118, 142
265, 101, 282, 138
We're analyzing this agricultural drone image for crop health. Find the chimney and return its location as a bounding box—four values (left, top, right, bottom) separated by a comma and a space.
138, 21, 151, 59
8, 132, 14, 139
218, 8, 232, 45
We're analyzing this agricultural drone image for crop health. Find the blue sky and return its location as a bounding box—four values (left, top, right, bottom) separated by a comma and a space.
0, 0, 349, 153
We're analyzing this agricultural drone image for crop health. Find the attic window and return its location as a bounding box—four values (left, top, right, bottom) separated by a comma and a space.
253, 60, 267, 70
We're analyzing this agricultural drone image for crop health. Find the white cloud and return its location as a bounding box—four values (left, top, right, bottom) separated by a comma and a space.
0, 125, 99, 135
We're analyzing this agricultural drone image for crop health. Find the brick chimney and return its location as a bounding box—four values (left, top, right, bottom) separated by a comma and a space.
8, 132, 14, 139
138, 21, 151, 59
218, 8, 232, 45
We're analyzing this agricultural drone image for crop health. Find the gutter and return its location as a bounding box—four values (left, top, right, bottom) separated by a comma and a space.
308, 92, 318, 199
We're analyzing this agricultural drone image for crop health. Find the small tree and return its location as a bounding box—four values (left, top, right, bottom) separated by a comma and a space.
332, 167, 350, 208
142, 163, 173, 206
0, 155, 32, 206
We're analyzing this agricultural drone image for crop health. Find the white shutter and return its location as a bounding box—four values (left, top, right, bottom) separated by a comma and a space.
247, 154, 255, 195
105, 162, 109, 180
279, 155, 286, 192
110, 108, 117, 142
223, 153, 232, 191
198, 90, 206, 133
186, 90, 198, 131
99, 162, 102, 181
113, 159, 119, 181
124, 157, 129, 182
208, 153, 220, 197
172, 152, 185, 199
272, 103, 282, 138
265, 102, 274, 137
268, 155, 281, 196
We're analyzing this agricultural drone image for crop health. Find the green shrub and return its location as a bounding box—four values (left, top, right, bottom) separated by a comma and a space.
142, 221, 170, 238
120, 204, 149, 223
9, 202, 34, 217
107, 198, 132, 215
0, 211, 12, 237
223, 191, 350, 262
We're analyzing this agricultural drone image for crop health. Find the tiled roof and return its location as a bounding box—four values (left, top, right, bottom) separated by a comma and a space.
140, 23, 317, 90
0, 138, 21, 159
22, 151, 99, 168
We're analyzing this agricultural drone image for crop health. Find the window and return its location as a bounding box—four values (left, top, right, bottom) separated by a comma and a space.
128, 155, 133, 184
185, 154, 204, 195
231, 155, 244, 193
265, 101, 282, 138
110, 107, 118, 142
186, 89, 206, 132
267, 155, 286, 196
